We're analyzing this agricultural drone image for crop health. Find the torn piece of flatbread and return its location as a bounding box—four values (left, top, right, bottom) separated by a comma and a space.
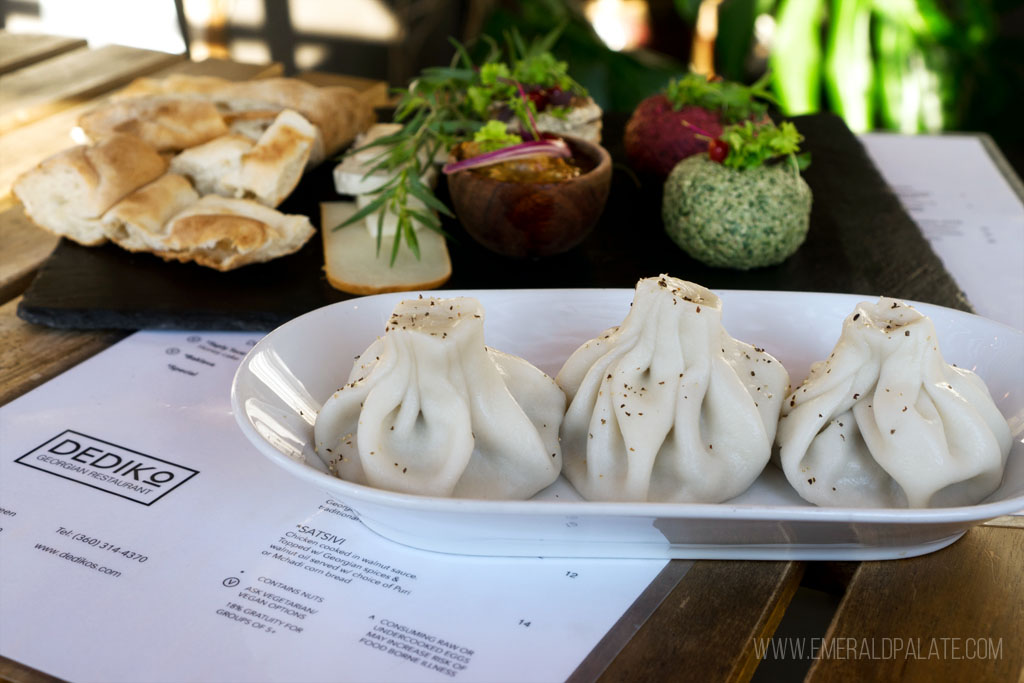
157, 195, 314, 271
112, 74, 375, 165
78, 96, 229, 152
168, 133, 252, 198
103, 173, 200, 252
168, 109, 315, 208
225, 109, 316, 207
12, 133, 168, 246
216, 78, 374, 161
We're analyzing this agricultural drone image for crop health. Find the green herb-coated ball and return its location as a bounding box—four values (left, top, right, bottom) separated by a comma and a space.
662, 155, 812, 269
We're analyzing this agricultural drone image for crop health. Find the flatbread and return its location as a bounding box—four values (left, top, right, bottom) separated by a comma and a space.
157, 195, 315, 271
13, 133, 168, 246
78, 96, 229, 151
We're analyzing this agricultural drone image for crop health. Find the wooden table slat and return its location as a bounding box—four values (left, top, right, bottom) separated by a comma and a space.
0, 32, 86, 75
0, 297, 127, 406
146, 56, 283, 81
598, 560, 805, 683
805, 526, 1024, 683
0, 205, 58, 306
0, 102, 88, 202
0, 43, 184, 134
0, 655, 63, 683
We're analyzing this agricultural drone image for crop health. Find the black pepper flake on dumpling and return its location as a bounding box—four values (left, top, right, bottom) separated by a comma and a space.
313, 296, 565, 499
776, 297, 1011, 508
555, 275, 789, 503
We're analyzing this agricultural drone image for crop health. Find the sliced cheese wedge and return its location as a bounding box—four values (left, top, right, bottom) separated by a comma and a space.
321, 200, 451, 295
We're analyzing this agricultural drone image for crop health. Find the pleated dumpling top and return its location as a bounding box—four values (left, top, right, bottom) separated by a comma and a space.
776, 297, 1011, 508
556, 275, 789, 503
314, 296, 565, 499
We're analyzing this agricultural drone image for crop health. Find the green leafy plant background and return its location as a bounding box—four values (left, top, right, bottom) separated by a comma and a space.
478, 0, 1022, 150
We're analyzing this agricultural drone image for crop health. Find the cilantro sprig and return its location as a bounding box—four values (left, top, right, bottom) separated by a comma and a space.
513, 51, 574, 91
666, 72, 775, 123
466, 32, 584, 120
472, 120, 523, 153
717, 120, 810, 171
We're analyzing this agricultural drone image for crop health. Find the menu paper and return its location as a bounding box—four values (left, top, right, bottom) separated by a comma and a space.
0, 331, 671, 683
860, 133, 1024, 331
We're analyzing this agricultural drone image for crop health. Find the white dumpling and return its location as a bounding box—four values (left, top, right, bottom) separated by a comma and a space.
556, 275, 789, 502
776, 297, 1012, 508
313, 296, 565, 499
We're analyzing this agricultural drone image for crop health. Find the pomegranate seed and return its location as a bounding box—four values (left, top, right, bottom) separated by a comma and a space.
708, 138, 729, 163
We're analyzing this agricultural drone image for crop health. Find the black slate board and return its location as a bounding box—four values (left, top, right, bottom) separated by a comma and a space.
18, 113, 971, 330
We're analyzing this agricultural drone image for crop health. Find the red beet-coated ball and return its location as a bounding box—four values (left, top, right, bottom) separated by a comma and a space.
623, 94, 726, 177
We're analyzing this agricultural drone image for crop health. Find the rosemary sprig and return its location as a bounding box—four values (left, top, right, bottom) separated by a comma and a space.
334, 53, 475, 264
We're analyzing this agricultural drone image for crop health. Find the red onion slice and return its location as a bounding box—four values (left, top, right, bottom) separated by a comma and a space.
442, 138, 571, 175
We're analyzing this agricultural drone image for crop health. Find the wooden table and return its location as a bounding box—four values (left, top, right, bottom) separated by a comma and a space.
0, 32, 1021, 683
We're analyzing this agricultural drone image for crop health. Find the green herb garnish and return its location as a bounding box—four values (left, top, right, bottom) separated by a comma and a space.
472, 120, 523, 153
336, 26, 588, 264
467, 62, 515, 118
512, 51, 573, 91
665, 72, 775, 123
718, 120, 810, 171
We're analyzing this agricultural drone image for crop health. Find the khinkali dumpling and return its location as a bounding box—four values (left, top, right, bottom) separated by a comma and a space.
556, 275, 789, 502
776, 297, 1011, 508
313, 296, 565, 499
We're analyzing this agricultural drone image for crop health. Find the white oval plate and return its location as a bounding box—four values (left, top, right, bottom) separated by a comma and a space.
231, 289, 1024, 560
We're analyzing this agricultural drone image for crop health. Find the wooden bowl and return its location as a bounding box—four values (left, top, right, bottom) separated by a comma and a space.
446, 135, 612, 258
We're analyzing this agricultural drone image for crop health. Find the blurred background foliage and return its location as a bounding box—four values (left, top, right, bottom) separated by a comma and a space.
475, 0, 688, 114
477, 0, 1023, 164
8, 0, 1017, 166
